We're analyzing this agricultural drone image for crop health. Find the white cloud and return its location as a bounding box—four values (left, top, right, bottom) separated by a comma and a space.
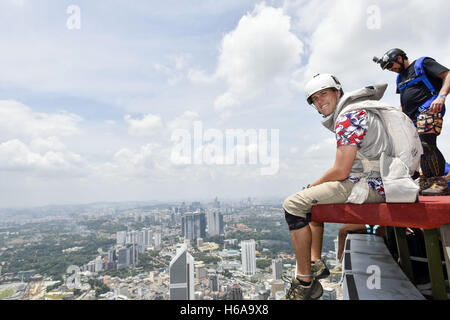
0, 100, 82, 139
214, 2, 303, 111
124, 114, 163, 137
291, 0, 450, 94
167, 110, 200, 131
0, 139, 86, 176
187, 68, 217, 84
30, 136, 67, 153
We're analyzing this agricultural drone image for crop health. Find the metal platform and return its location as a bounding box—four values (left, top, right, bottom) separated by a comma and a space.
341, 234, 425, 300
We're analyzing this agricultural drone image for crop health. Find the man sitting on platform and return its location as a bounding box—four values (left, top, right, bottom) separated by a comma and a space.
282, 74, 420, 300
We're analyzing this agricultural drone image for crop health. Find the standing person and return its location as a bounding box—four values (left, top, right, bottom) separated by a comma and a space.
282, 74, 392, 300
373, 48, 450, 195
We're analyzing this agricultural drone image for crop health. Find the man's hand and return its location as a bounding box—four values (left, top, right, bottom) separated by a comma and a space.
429, 96, 445, 114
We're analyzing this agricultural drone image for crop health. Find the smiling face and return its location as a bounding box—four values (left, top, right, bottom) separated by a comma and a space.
310, 88, 340, 116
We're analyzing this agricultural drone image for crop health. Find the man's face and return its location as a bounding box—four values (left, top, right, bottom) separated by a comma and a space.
311, 88, 339, 116
387, 56, 403, 73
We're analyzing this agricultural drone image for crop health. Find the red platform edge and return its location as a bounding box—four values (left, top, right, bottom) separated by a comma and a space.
311, 196, 450, 229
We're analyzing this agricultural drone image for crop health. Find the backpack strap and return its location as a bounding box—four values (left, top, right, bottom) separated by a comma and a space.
414, 57, 437, 95
397, 57, 437, 96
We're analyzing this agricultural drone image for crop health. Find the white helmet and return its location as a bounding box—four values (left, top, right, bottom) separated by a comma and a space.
305, 73, 343, 105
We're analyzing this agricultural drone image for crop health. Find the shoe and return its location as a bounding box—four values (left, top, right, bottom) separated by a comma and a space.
282, 276, 323, 300
311, 259, 330, 279
418, 176, 433, 193
421, 177, 450, 196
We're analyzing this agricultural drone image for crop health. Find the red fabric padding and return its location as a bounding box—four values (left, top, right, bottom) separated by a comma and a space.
311, 196, 450, 229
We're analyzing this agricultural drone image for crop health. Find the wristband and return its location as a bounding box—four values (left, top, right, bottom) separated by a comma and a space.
438, 94, 446, 99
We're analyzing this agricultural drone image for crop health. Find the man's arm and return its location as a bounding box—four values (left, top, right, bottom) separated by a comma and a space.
429, 70, 450, 114
309, 145, 358, 187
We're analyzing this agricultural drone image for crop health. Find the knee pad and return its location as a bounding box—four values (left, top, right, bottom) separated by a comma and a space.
284, 210, 311, 231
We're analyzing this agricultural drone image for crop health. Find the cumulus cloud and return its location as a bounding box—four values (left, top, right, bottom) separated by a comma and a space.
0, 139, 86, 176
289, 0, 450, 94
0, 100, 82, 139
30, 136, 67, 153
214, 2, 303, 111
187, 68, 216, 84
167, 110, 200, 131
153, 53, 192, 86
0, 100, 88, 178
124, 114, 163, 137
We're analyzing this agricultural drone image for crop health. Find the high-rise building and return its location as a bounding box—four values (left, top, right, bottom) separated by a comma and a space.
228, 283, 243, 300
195, 264, 207, 280
169, 244, 195, 300
95, 256, 103, 272
209, 274, 219, 292
117, 244, 139, 270
272, 258, 283, 280
117, 247, 128, 270
207, 211, 224, 236
144, 228, 153, 248
154, 232, 161, 250
116, 231, 126, 246
137, 231, 144, 246
128, 243, 139, 267
334, 237, 339, 263
182, 212, 206, 242
107, 249, 116, 264
241, 240, 256, 276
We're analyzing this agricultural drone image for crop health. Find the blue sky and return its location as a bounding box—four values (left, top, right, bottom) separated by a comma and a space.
0, 0, 449, 207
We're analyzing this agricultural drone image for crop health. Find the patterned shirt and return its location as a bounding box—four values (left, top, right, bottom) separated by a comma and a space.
335, 110, 385, 198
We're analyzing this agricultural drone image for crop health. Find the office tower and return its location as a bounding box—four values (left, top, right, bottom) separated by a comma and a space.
95, 256, 103, 272
207, 210, 224, 236
272, 258, 283, 280
144, 228, 153, 248
209, 274, 219, 292
334, 237, 339, 263
195, 264, 207, 280
117, 247, 129, 270
128, 244, 139, 267
169, 244, 195, 300
183, 212, 206, 242
228, 283, 243, 300
154, 232, 161, 250
107, 249, 116, 263
116, 231, 126, 246
137, 231, 144, 246
241, 240, 256, 276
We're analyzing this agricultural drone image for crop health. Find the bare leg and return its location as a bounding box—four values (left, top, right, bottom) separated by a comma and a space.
310, 221, 324, 262
337, 224, 366, 261
289, 225, 313, 282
